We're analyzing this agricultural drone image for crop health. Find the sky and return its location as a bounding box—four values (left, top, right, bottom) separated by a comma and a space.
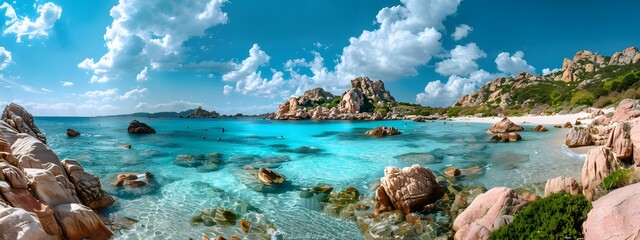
0, 0, 638, 116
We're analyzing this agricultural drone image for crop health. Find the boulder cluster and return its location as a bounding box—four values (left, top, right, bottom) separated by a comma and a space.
0, 103, 115, 239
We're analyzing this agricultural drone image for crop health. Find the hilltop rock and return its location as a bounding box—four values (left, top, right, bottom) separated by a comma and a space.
486, 118, 524, 134
2, 103, 47, 144
609, 46, 639, 65
128, 120, 156, 134
544, 176, 581, 197
186, 107, 219, 118
375, 164, 443, 215
453, 187, 529, 240
582, 147, 622, 201
66, 129, 80, 137
582, 182, 640, 239
565, 127, 594, 148
350, 77, 395, 103
365, 126, 401, 137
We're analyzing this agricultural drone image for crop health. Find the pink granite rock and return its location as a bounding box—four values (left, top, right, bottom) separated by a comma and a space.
583, 182, 640, 239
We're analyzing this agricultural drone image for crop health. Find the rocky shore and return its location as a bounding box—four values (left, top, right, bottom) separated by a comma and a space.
0, 103, 115, 239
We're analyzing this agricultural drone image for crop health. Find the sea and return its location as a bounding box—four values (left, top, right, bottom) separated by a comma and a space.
34, 116, 585, 239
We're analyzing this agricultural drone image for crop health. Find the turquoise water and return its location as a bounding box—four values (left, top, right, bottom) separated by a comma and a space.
34, 117, 584, 239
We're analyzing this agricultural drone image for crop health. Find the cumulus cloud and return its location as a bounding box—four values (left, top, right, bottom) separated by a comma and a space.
81, 88, 118, 98
416, 70, 500, 107
135, 100, 203, 112
0, 2, 62, 42
0, 46, 11, 70
223, 85, 233, 95
61, 81, 73, 86
118, 87, 147, 100
136, 67, 149, 82
78, 0, 229, 83
542, 68, 560, 76
334, 0, 460, 81
435, 43, 486, 76
495, 51, 535, 76
221, 44, 288, 97
451, 24, 472, 41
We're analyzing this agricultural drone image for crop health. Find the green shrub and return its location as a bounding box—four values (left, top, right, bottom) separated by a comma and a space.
601, 168, 635, 190
489, 193, 592, 240
571, 90, 595, 106
446, 108, 460, 117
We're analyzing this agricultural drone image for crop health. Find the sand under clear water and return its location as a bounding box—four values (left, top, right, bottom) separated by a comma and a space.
34, 117, 585, 239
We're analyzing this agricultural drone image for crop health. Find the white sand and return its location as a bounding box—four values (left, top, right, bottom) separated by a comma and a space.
452, 112, 593, 125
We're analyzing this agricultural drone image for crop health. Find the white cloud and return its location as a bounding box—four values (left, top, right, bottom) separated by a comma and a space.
334, 0, 460, 81
542, 68, 560, 76
0, 46, 11, 70
435, 43, 486, 76
135, 100, 203, 112
222, 44, 288, 97
222, 44, 270, 82
118, 87, 147, 100
223, 85, 232, 95
0, 75, 45, 93
0, 2, 62, 42
89, 75, 110, 83
61, 81, 73, 86
136, 67, 149, 81
40, 88, 52, 93
313, 42, 323, 48
495, 51, 535, 76
81, 88, 118, 98
416, 70, 500, 106
208, 73, 214, 79
451, 24, 472, 41
78, 0, 229, 83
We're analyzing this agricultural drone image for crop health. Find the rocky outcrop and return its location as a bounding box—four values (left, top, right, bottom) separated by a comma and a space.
339, 88, 365, 114
544, 176, 581, 197
609, 46, 640, 65
364, 126, 401, 137
582, 147, 622, 201
375, 164, 443, 215
0, 206, 50, 240
607, 123, 633, 161
453, 187, 529, 240
66, 129, 80, 138
565, 127, 594, 148
611, 99, 640, 122
185, 107, 219, 118
63, 160, 115, 209
582, 182, 640, 239
350, 77, 395, 103
127, 120, 156, 134
531, 125, 547, 132
256, 168, 285, 185
2, 103, 47, 143
489, 132, 522, 142
54, 203, 113, 240
486, 118, 524, 134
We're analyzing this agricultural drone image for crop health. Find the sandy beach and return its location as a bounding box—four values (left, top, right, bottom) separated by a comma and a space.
452, 112, 595, 125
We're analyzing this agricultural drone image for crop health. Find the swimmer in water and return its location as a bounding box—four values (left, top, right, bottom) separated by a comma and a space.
202, 136, 206, 140
222, 128, 225, 133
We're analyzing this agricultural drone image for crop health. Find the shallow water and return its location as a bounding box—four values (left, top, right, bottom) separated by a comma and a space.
35, 117, 584, 239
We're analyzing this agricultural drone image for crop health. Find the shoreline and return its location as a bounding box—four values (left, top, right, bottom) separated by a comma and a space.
451, 112, 593, 125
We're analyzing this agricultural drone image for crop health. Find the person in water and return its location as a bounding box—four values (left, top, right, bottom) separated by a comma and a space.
222, 128, 225, 133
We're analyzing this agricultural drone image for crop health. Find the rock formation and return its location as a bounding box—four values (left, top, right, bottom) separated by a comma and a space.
531, 125, 547, 132
375, 164, 443, 215
128, 120, 156, 134
452, 187, 529, 240
565, 127, 594, 148
0, 103, 114, 239
186, 107, 219, 118
582, 182, 640, 239
543, 176, 581, 197
256, 168, 285, 185
489, 133, 522, 142
112, 172, 154, 188
66, 129, 80, 138
581, 147, 622, 201
2, 103, 47, 144
364, 126, 401, 136
486, 118, 524, 134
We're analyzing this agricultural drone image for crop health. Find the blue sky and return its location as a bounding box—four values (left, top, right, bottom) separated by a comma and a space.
0, 0, 638, 116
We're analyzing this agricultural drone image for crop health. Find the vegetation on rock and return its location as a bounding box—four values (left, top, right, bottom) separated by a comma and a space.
600, 168, 637, 191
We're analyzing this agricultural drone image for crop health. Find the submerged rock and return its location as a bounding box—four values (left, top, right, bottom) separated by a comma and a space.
66, 129, 80, 137
174, 153, 223, 172
365, 126, 401, 137
486, 118, 524, 134
112, 172, 153, 189
444, 167, 461, 177
127, 120, 156, 134
256, 168, 285, 185
489, 133, 522, 142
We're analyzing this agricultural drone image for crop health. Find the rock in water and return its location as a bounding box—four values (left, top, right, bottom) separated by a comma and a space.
486, 118, 524, 134
490, 133, 522, 142
583, 182, 640, 239
375, 164, 443, 215
364, 126, 401, 136
563, 122, 573, 128
256, 168, 285, 185
66, 129, 80, 137
127, 120, 156, 134
565, 127, 593, 147
531, 125, 547, 132
2, 103, 47, 143
453, 187, 529, 240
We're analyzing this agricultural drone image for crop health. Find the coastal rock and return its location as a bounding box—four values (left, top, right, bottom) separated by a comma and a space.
112, 172, 153, 188
2, 103, 47, 144
486, 118, 524, 134
582, 182, 640, 239
412, 116, 426, 122
256, 168, 285, 185
582, 147, 622, 201
62, 160, 115, 209
453, 187, 529, 240
365, 126, 401, 137
375, 164, 444, 215
66, 129, 80, 138
611, 99, 640, 122
127, 120, 156, 134
54, 203, 113, 240
339, 88, 364, 114
11, 134, 66, 175
531, 125, 547, 132
630, 124, 640, 165
186, 107, 219, 118
564, 122, 573, 128
350, 77, 395, 103
607, 123, 633, 161
565, 127, 594, 148
444, 167, 461, 177
543, 177, 581, 197
23, 168, 79, 207
489, 133, 521, 142
0, 206, 50, 240
0, 138, 11, 154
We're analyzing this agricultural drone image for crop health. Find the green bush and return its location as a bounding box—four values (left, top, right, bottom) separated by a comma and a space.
601, 168, 635, 190
489, 193, 592, 240
571, 90, 595, 106
446, 108, 460, 117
